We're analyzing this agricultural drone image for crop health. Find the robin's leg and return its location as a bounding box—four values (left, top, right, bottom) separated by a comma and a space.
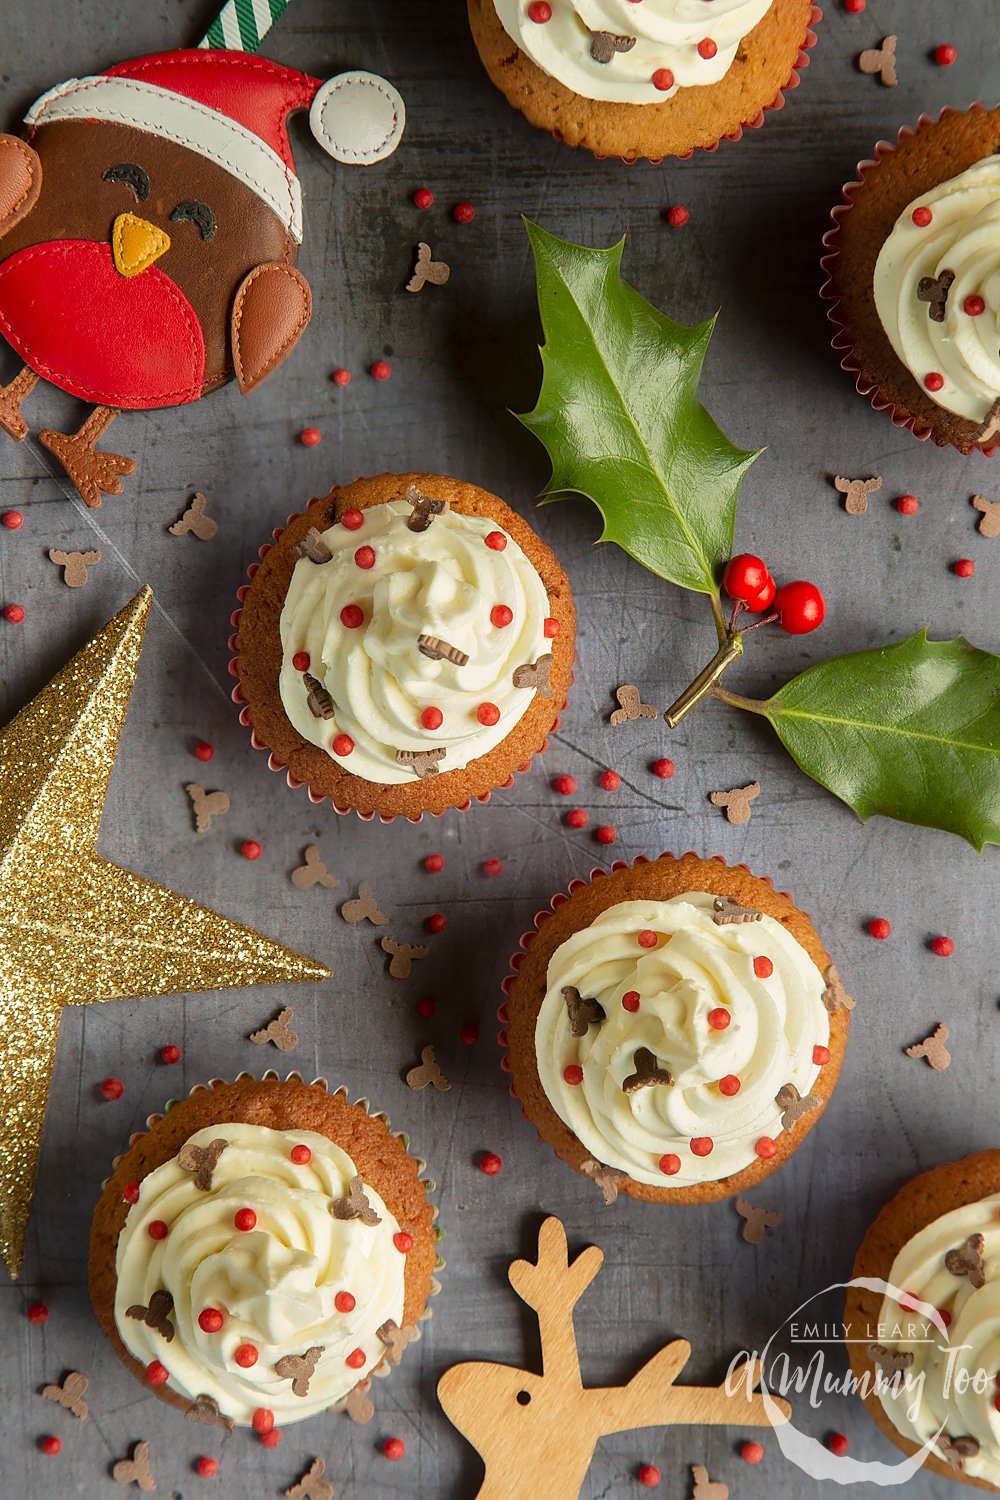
0, 367, 40, 442
39, 406, 136, 509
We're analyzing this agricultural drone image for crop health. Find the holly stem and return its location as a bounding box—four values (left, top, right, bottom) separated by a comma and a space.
709, 590, 727, 645
664, 635, 743, 728
710, 684, 768, 715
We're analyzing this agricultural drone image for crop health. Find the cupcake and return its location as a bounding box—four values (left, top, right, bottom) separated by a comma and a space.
233, 472, 575, 820
845, 1152, 1000, 1491
502, 853, 848, 1202
822, 106, 1000, 455
88, 1075, 439, 1430
467, 0, 820, 161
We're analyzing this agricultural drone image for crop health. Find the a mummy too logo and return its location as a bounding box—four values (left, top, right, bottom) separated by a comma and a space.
727, 1278, 992, 1485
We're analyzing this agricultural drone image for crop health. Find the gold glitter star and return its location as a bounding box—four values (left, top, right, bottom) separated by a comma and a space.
0, 587, 330, 1276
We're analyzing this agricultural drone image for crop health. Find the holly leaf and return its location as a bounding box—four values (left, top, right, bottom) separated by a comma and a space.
747, 631, 1000, 851
517, 219, 761, 598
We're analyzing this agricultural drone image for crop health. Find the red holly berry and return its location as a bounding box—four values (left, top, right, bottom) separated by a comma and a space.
421, 705, 443, 730
26, 1302, 48, 1324
565, 808, 589, 829
423, 853, 445, 873
744, 574, 776, 613
146, 1359, 169, 1385
924, 371, 945, 392
543, 616, 560, 637
755, 1137, 778, 1160
148, 1220, 170, 1241
658, 1154, 681, 1176
753, 955, 774, 979
954, 558, 975, 578
828, 1433, 849, 1457
355, 544, 376, 570
477, 702, 501, 726
234, 1208, 257, 1232
553, 774, 577, 795
690, 1137, 714, 1157
198, 1308, 224, 1333
460, 1023, 479, 1045
332, 733, 355, 756
122, 1181, 140, 1205
415, 997, 435, 1019
299, 427, 321, 447
930, 935, 955, 957
234, 1344, 258, 1368
491, 604, 513, 628
933, 43, 957, 65
896, 494, 919, 515
622, 991, 640, 1013
652, 757, 675, 779
707, 1007, 731, 1031
40, 1435, 62, 1456
637, 929, 658, 948
290, 1145, 312, 1165
697, 37, 718, 58
665, 204, 689, 227
100, 1077, 124, 1100
346, 1348, 367, 1368
370, 360, 392, 381
638, 1464, 661, 1488
483, 858, 503, 877
394, 1231, 414, 1253
384, 1438, 406, 1461
193, 740, 215, 761
453, 202, 475, 224
868, 916, 891, 939
426, 912, 447, 934
652, 67, 675, 90
595, 824, 616, 845
240, 839, 262, 861
563, 1064, 584, 1086
160, 1043, 181, 1065
723, 554, 769, 603
479, 1151, 503, 1176
774, 580, 825, 634
340, 604, 364, 628
195, 1456, 219, 1478
964, 295, 986, 317
3, 603, 24, 623
911, 206, 933, 228
599, 769, 620, 791
484, 530, 507, 551
332, 367, 351, 386
341, 507, 364, 530
719, 1075, 741, 1096
251, 1408, 274, 1434
813, 1045, 830, 1066
1, 509, 23, 529
259, 1428, 282, 1448
292, 650, 311, 672
741, 1440, 765, 1465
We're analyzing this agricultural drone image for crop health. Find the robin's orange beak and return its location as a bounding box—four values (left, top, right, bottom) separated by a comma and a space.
111, 212, 170, 278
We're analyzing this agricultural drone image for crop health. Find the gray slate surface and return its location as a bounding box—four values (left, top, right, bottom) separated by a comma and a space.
2, 2, 999, 1496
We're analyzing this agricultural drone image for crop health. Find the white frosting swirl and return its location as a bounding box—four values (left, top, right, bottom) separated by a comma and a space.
278, 499, 550, 784
114, 1124, 406, 1424
493, 0, 774, 103
873, 154, 1000, 423
874, 1191, 1000, 1486
535, 893, 829, 1186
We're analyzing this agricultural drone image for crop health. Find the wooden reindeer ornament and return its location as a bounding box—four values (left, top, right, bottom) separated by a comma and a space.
437, 1217, 789, 1500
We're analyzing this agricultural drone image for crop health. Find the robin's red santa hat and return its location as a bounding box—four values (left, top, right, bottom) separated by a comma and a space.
23, 48, 405, 243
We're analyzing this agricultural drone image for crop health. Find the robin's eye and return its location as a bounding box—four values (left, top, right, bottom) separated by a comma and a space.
170, 200, 216, 242
102, 162, 150, 202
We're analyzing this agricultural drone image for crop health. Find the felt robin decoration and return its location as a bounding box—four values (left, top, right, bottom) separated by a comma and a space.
0, 50, 404, 505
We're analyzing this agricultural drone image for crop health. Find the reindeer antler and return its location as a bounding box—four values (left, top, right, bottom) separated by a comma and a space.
508, 1218, 603, 1382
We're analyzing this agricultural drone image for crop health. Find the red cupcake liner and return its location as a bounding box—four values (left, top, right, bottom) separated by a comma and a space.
229, 495, 570, 823
819, 105, 999, 456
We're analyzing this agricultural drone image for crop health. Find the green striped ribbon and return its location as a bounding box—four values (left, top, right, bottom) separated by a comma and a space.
198, 0, 289, 52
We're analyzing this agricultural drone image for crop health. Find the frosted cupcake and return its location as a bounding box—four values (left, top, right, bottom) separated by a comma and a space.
822, 106, 1000, 454
502, 854, 849, 1202
468, 0, 820, 160
845, 1152, 1000, 1490
233, 472, 575, 819
88, 1076, 439, 1431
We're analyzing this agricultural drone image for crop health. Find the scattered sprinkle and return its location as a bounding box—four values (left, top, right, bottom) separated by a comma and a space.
40, 1435, 62, 1456
299, 427, 321, 448
168, 492, 217, 540
741, 1440, 765, 1465
160, 1044, 181, 1065
896, 494, 919, 515
867, 917, 891, 940
27, 1301, 48, 1324
195, 1456, 219, 1477
426, 912, 447, 934
483, 858, 503, 877
834, 474, 881, 515
813, 1044, 830, 1065
240, 838, 262, 861
193, 740, 214, 762
828, 1433, 850, 1456
553, 774, 577, 795
972, 495, 1000, 536
331, 367, 351, 386
415, 996, 435, 1018
638, 1464, 661, 1488
423, 853, 444, 873
405, 1044, 451, 1092
598, 769, 620, 791
652, 757, 675, 779
659, 1153, 681, 1175
3, 603, 25, 623
479, 1151, 502, 1176
259, 1428, 281, 1447
383, 1437, 406, 1461
858, 35, 898, 86
665, 204, 689, 227
595, 824, 616, 845
954, 558, 975, 578
735, 1196, 781, 1243
460, 1023, 479, 1045
933, 42, 957, 65
406, 242, 450, 294
413, 187, 434, 208
1, 509, 23, 529
186, 784, 230, 834
290, 845, 339, 891
610, 684, 657, 724
708, 781, 761, 825
100, 1077, 124, 1101
904, 1022, 951, 1071
249, 1006, 299, 1052
453, 202, 475, 224
930, 935, 955, 957
370, 360, 392, 382
251, 1409, 274, 1435
565, 808, 589, 829
48, 547, 102, 587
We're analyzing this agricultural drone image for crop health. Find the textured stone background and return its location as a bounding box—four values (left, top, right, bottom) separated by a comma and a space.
2, 2, 999, 1496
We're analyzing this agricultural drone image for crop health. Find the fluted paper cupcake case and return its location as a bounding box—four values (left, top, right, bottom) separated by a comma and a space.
229, 495, 570, 824
106, 1070, 443, 1420
820, 105, 1000, 456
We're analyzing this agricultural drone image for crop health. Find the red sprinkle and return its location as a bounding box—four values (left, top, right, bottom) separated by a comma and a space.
421, 705, 443, 730
697, 37, 717, 59
27, 1302, 48, 1324
844, 0, 866, 11
483, 858, 503, 877
933, 43, 957, 65
753, 955, 774, 979
1, 509, 23, 529
426, 912, 447, 934
868, 917, 891, 940
707, 1007, 731, 1031
40, 1435, 62, 1456
299, 427, 321, 447
690, 1137, 714, 1157
234, 1344, 258, 1368
240, 839, 262, 861
193, 740, 215, 761
3, 604, 25, 623
652, 67, 675, 91
665, 204, 689, 227
638, 1464, 661, 1488
234, 1208, 257, 1233
964, 295, 986, 317
384, 1438, 406, 1461
340, 603, 364, 629
622, 991, 640, 1013
122, 1182, 140, 1205
813, 1045, 831, 1066
658, 1154, 681, 1176
553, 774, 577, 795
543, 616, 560, 637
198, 1308, 224, 1333
195, 1456, 219, 1478
331, 367, 351, 386
896, 494, 919, 515
491, 604, 513, 628
911, 206, 933, 228
424, 853, 445, 873
479, 1151, 503, 1176
394, 1231, 414, 1254
637, 929, 658, 949
741, 1441, 765, 1465
259, 1429, 282, 1448
563, 1064, 584, 1086
460, 1023, 479, 1045
755, 1137, 778, 1160
595, 824, 616, 845
652, 757, 675, 779
413, 188, 434, 209
160, 1044, 181, 1065
453, 202, 475, 224
290, 1145, 312, 1165
477, 702, 501, 726
598, 769, 620, 791
719, 1075, 741, 1096
100, 1077, 124, 1100
146, 1360, 169, 1385
346, 1348, 366, 1369
930, 935, 955, 957
484, 530, 507, 551
251, 1408, 274, 1434
332, 733, 355, 757
292, 650, 310, 672
370, 360, 392, 381
828, 1433, 849, 1457
355, 544, 376, 570
953, 558, 975, 578
924, 371, 945, 392
148, 1220, 169, 1241
565, 808, 589, 829
341, 507, 365, 530
415, 997, 435, 1019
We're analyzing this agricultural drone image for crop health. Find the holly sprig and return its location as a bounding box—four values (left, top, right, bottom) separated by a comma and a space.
520, 221, 1000, 852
